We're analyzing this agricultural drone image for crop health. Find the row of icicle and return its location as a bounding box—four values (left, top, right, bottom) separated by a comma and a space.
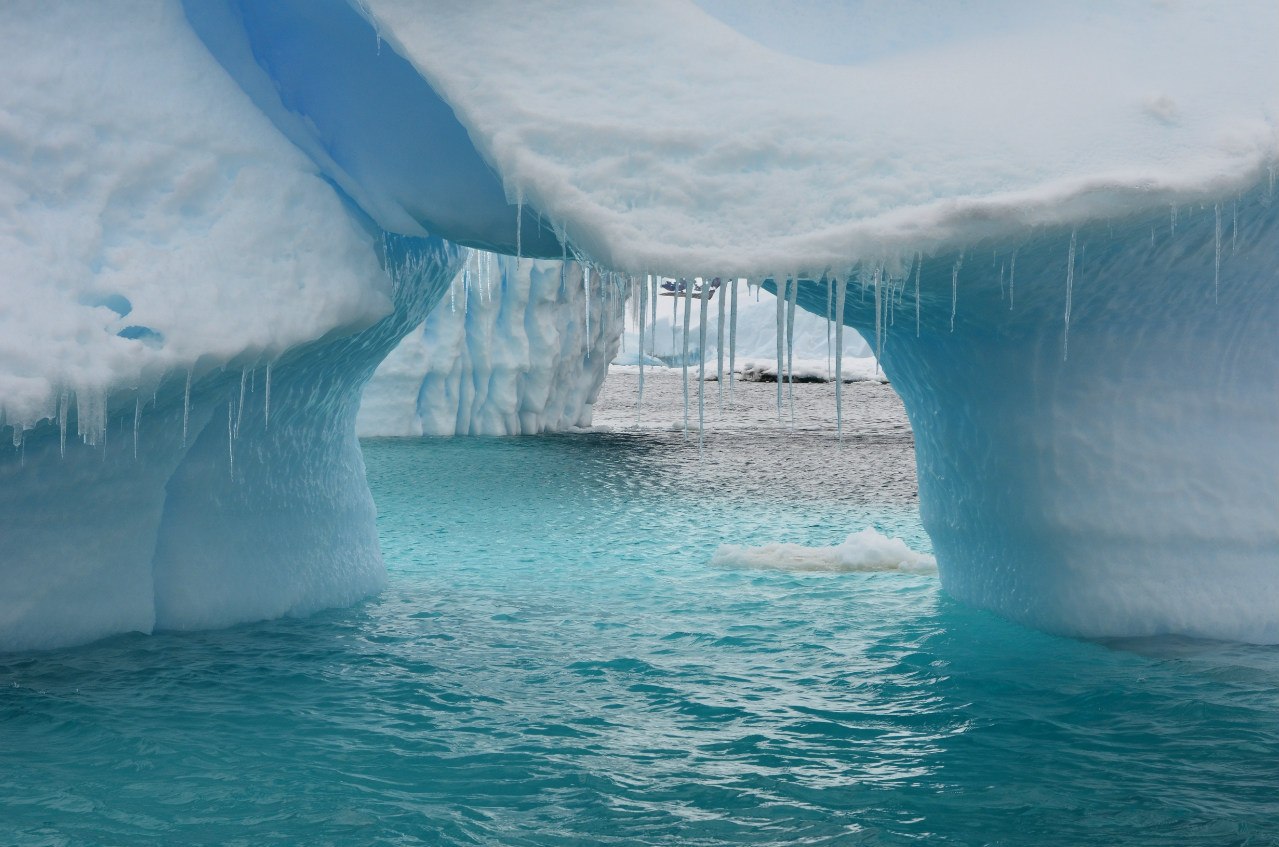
7, 191, 1255, 462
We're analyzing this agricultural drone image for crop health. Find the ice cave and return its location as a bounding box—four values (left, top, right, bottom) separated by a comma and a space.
2, 0, 1278, 652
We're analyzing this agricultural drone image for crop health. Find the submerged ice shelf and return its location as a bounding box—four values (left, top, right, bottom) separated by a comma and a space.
2, 0, 1278, 649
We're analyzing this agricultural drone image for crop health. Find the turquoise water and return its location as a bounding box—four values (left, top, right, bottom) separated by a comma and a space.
3, 430, 1279, 845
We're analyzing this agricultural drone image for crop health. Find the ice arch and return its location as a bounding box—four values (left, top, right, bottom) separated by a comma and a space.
2, 0, 1277, 649
339, 0, 1276, 641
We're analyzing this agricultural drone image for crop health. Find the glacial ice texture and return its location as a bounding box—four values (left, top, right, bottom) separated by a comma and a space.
0, 1, 467, 650
805, 191, 1279, 642
0, 237, 461, 652
358, 254, 625, 437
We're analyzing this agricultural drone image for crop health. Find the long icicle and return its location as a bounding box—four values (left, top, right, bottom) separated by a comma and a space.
774, 276, 785, 424
1214, 203, 1222, 303
826, 276, 833, 377
671, 278, 678, 352
729, 278, 739, 403
637, 275, 647, 428
681, 278, 692, 439
583, 264, 592, 356
264, 361, 272, 429
235, 367, 247, 439
1064, 230, 1077, 361
133, 395, 141, 460
715, 277, 725, 408
950, 254, 962, 332
914, 253, 922, 337
786, 273, 798, 429
874, 265, 883, 368
649, 270, 658, 354
835, 276, 848, 442
1009, 250, 1017, 310
183, 368, 192, 446
698, 278, 710, 451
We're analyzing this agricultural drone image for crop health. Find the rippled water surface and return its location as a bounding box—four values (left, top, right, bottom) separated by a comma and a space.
4, 375, 1278, 845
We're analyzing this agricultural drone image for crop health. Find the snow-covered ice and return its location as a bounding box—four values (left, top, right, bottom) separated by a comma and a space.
3, 0, 1279, 648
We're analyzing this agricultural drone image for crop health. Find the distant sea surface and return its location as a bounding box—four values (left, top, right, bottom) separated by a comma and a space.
3, 372, 1277, 845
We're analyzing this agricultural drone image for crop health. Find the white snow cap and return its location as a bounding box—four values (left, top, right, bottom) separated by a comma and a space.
362, 0, 1279, 274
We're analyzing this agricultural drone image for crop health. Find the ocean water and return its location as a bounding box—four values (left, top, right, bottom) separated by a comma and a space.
3, 375, 1279, 846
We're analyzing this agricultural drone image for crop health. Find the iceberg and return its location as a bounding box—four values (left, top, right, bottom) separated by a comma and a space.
2, 0, 1277, 648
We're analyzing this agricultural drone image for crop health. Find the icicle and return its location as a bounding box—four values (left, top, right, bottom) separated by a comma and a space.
873, 265, 884, 369
825, 277, 833, 376
715, 277, 726, 407
1214, 203, 1222, 303
729, 278, 739, 403
999, 262, 1006, 300
133, 396, 141, 460
648, 271, 658, 354
58, 390, 68, 458
835, 277, 848, 442
1232, 200, 1239, 254
950, 254, 963, 332
786, 274, 798, 428
182, 368, 192, 447
774, 277, 785, 424
887, 270, 896, 328
1170, 203, 1178, 235
264, 362, 272, 429
698, 277, 710, 450
1064, 230, 1077, 361
583, 264, 592, 357
637, 275, 647, 428
1009, 250, 1017, 310
671, 279, 678, 352
681, 277, 692, 438
227, 401, 235, 478
914, 253, 922, 337
235, 368, 247, 439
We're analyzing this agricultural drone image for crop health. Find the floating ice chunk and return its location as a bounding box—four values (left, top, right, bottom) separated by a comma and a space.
711, 528, 936, 574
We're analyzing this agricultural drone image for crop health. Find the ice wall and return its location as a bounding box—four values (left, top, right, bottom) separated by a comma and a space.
0, 2, 465, 651
784, 188, 1279, 641
358, 254, 625, 436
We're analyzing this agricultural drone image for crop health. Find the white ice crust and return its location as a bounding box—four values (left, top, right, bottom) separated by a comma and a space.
362, 0, 1278, 274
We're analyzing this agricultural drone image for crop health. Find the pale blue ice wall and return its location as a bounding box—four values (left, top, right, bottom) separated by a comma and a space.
1, 235, 461, 651
788, 190, 1279, 641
